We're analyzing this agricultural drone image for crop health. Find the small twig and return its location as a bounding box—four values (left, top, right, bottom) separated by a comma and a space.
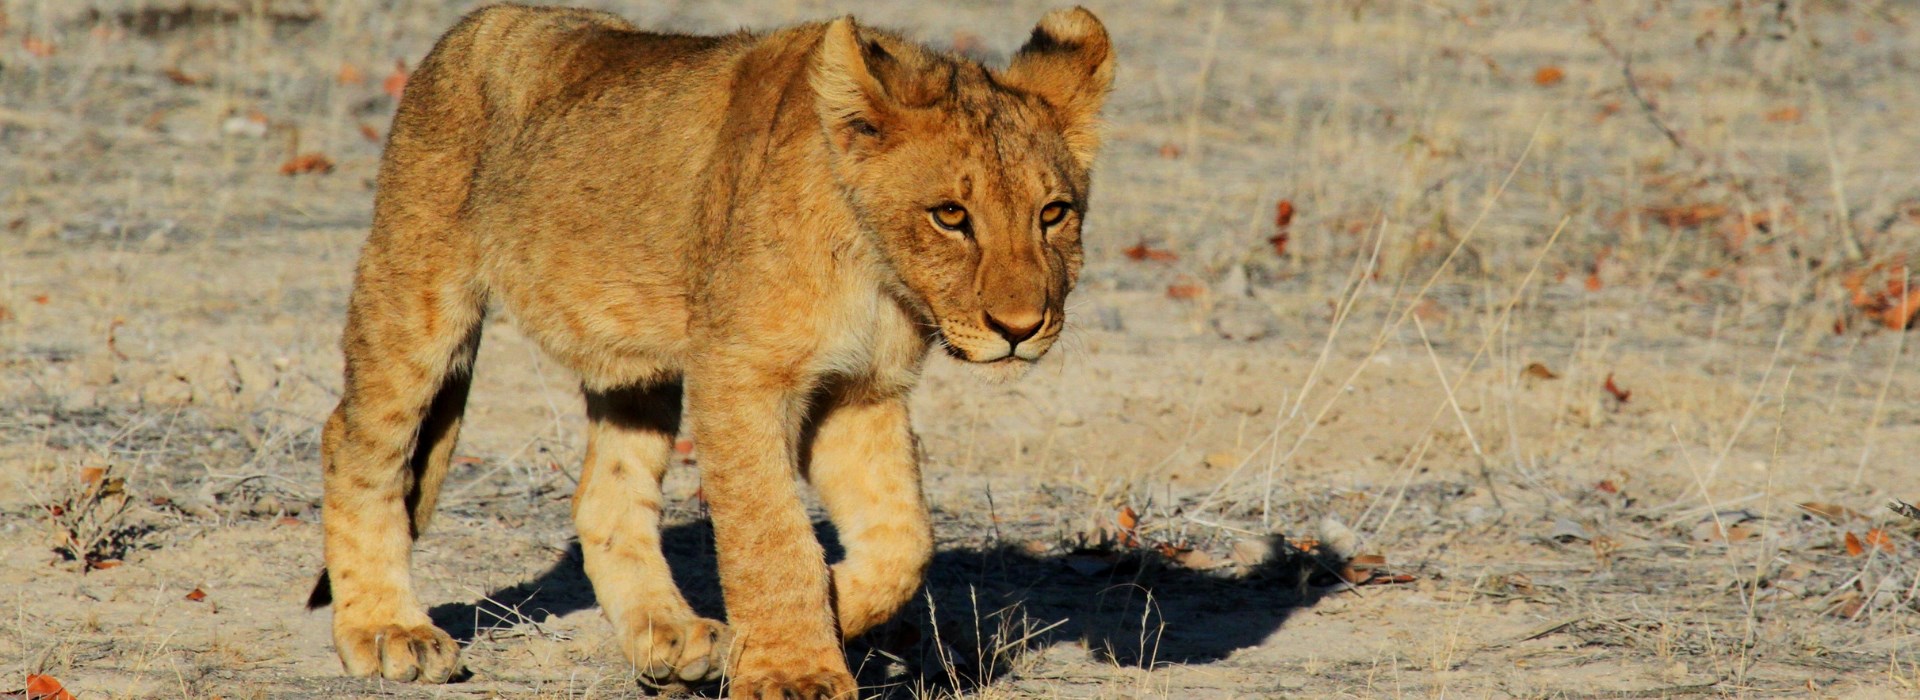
1584, 5, 1695, 157
1891, 499, 1920, 521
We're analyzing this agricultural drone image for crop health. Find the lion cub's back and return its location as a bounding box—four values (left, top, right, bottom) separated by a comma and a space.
420, 6, 757, 387
454, 5, 737, 123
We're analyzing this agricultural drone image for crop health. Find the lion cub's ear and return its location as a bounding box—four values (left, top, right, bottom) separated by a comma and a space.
813, 17, 895, 155
1004, 7, 1115, 167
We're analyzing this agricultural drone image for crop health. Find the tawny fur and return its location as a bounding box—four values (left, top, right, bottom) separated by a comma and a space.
316, 4, 1112, 697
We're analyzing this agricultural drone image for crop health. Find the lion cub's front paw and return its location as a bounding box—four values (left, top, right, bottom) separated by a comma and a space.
622, 615, 732, 686
335, 622, 463, 683
728, 669, 857, 700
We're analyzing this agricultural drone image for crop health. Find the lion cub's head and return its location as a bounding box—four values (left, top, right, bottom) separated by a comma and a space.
812, 8, 1114, 380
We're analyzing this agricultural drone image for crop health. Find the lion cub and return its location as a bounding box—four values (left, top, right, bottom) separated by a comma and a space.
311, 4, 1111, 697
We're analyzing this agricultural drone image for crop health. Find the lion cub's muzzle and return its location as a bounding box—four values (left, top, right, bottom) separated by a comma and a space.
942, 307, 1060, 365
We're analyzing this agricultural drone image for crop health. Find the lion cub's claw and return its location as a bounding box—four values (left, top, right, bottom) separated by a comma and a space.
336, 623, 463, 683
625, 616, 732, 685
729, 669, 857, 700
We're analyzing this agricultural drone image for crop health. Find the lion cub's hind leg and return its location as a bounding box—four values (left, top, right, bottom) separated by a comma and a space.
574, 383, 732, 686
321, 283, 483, 683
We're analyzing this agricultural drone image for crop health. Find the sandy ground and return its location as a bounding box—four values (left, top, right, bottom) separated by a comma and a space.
4, 0, 1920, 697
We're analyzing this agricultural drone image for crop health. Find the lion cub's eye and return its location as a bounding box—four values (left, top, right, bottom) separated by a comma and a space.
1039, 201, 1071, 227
930, 204, 970, 233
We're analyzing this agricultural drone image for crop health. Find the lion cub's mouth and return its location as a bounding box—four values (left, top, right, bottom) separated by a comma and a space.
934, 332, 1038, 383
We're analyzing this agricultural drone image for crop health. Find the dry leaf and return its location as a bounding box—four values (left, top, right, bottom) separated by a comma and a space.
1844, 531, 1865, 557
1274, 199, 1296, 228
1595, 479, 1620, 494
1532, 65, 1565, 86
185, 587, 208, 602
1157, 142, 1183, 159
1825, 590, 1866, 619
1763, 106, 1802, 123
1165, 283, 1205, 300
1411, 298, 1446, 322
26, 673, 75, 700
277, 516, 302, 527
1798, 502, 1864, 523
23, 36, 55, 58
1584, 271, 1603, 292
1882, 287, 1920, 330
1603, 373, 1632, 403
383, 59, 409, 99
337, 62, 365, 86
1123, 241, 1178, 262
1114, 505, 1143, 548
1864, 528, 1896, 553
32, 294, 49, 304
1340, 554, 1384, 583
162, 67, 200, 86
1522, 362, 1559, 379
1173, 548, 1219, 569
279, 153, 335, 176
1647, 204, 1729, 228
674, 438, 695, 455
79, 467, 105, 485
358, 123, 381, 143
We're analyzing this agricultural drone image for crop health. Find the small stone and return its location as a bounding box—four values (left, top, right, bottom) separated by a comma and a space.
1548, 517, 1591, 543
1210, 296, 1280, 341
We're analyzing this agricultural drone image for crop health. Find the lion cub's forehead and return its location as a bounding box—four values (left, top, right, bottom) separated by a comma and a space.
929, 73, 1082, 195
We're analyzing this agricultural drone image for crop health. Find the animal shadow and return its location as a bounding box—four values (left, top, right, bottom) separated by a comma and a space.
428, 520, 1334, 697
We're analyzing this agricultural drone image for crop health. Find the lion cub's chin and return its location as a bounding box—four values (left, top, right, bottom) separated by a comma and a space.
960, 356, 1038, 385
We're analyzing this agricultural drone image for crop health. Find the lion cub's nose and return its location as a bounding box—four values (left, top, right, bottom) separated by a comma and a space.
984, 309, 1043, 347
